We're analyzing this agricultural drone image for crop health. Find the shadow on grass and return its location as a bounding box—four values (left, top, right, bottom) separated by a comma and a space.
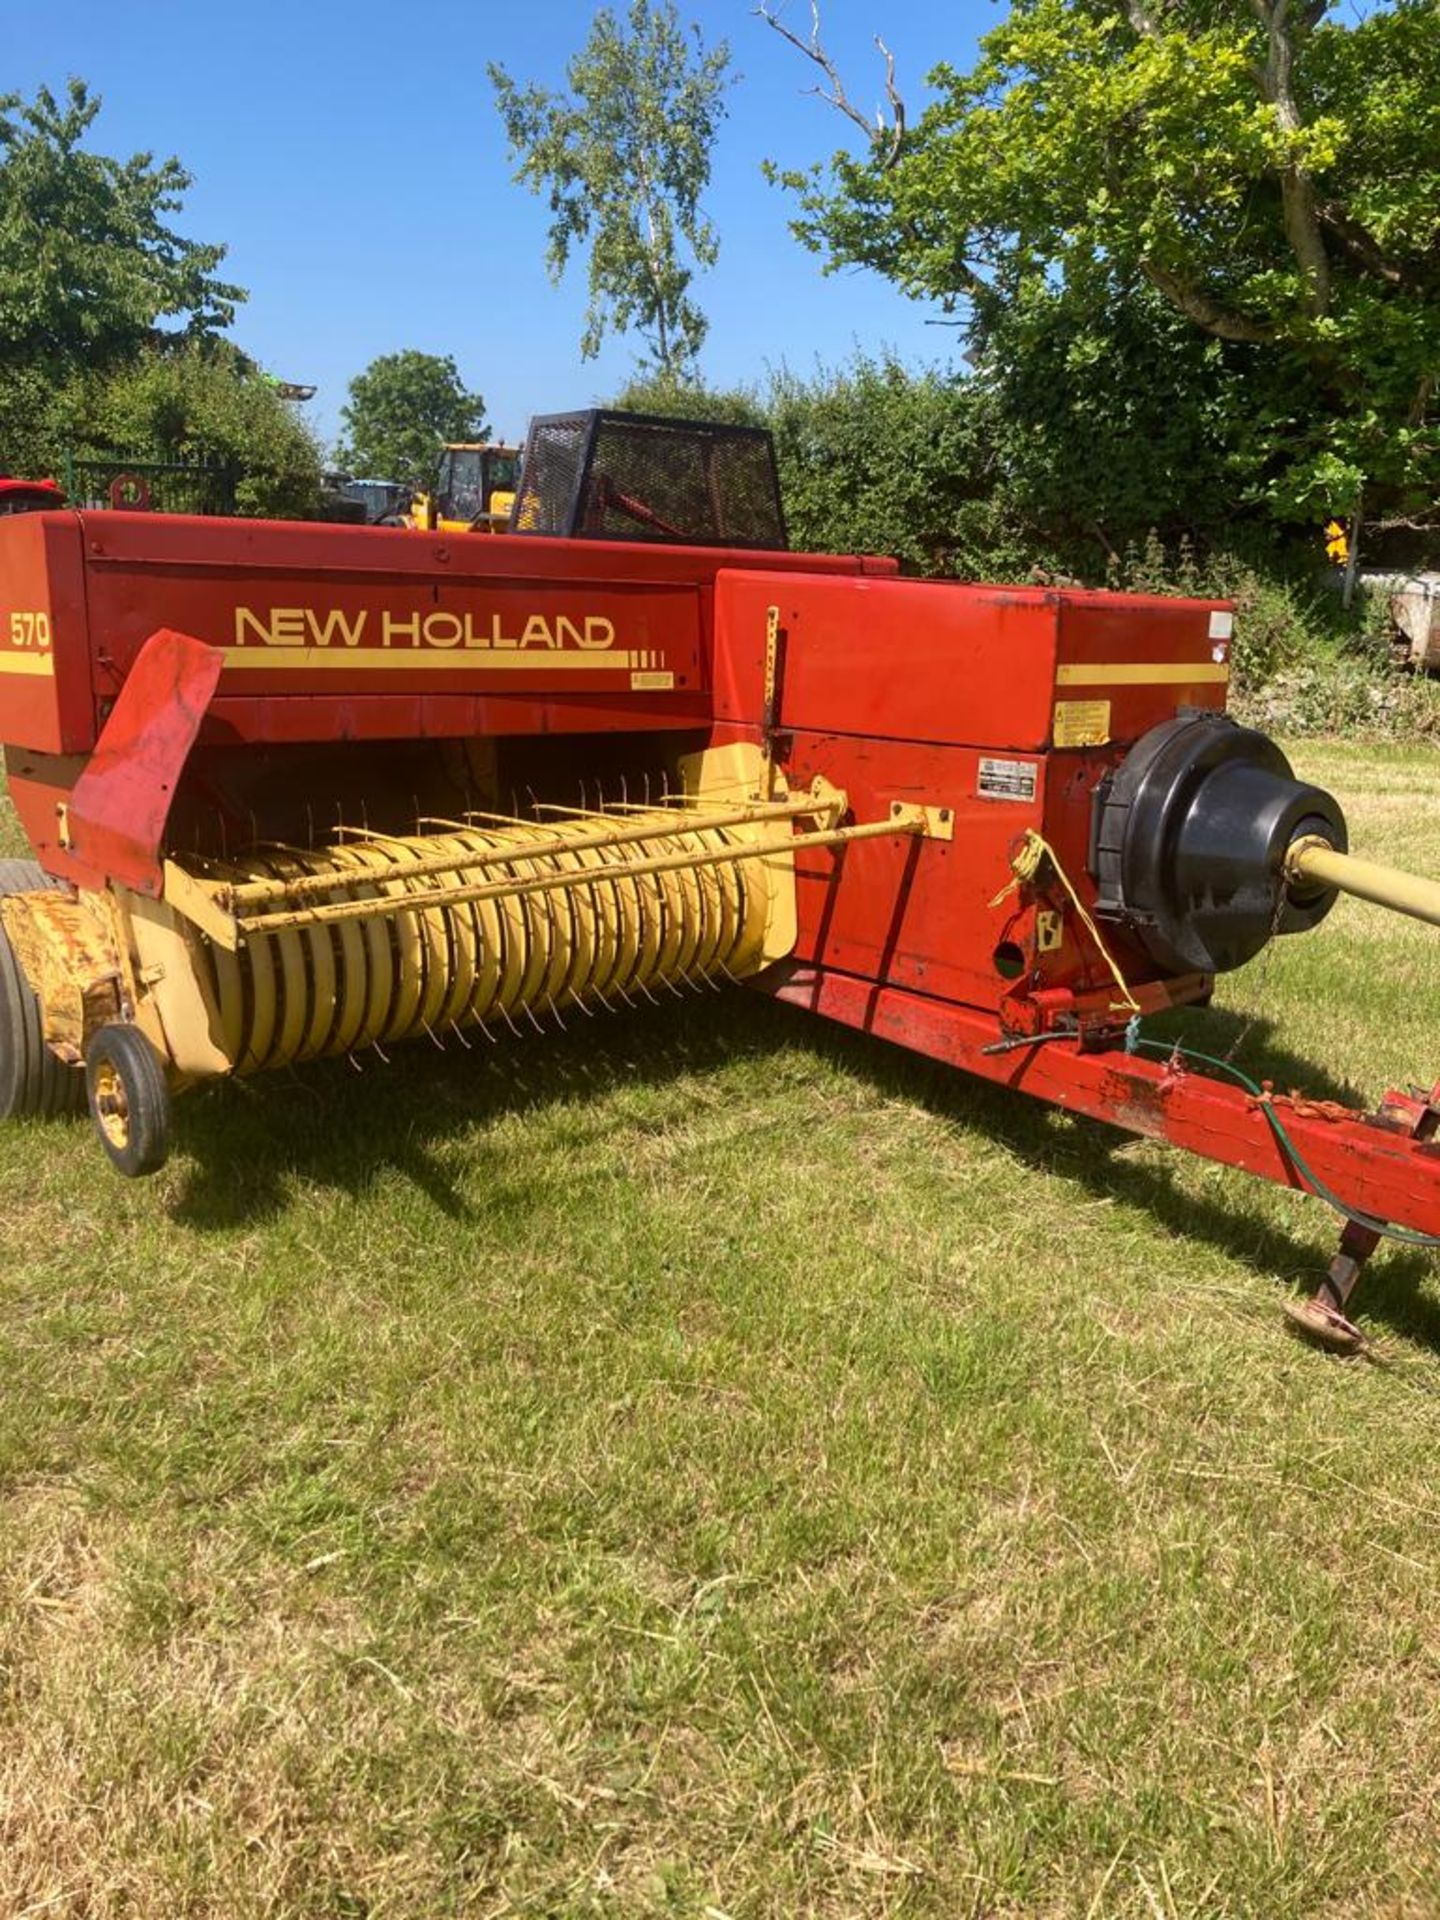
169, 985, 774, 1232
167, 985, 1440, 1347
837, 997, 1440, 1350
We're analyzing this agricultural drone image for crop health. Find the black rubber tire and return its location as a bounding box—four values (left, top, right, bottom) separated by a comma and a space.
0, 857, 86, 1119
84, 1023, 171, 1177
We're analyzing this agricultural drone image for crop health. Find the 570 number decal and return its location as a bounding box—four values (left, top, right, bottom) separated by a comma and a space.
8, 611, 51, 648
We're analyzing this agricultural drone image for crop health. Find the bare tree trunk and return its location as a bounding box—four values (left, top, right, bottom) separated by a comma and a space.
1342, 502, 1361, 612
631, 137, 675, 373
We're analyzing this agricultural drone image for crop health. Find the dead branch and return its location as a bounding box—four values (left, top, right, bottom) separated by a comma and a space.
756, 2, 906, 168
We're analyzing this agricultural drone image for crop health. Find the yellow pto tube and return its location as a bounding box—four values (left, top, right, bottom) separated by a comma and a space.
1286, 836, 1440, 932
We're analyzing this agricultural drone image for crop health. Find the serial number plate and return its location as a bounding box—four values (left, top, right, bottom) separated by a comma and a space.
977, 757, 1038, 803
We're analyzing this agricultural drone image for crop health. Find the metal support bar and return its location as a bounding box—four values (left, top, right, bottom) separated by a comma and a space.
221, 792, 839, 910
763, 964, 1440, 1243
761, 603, 785, 803
172, 804, 944, 949
1283, 1082, 1440, 1352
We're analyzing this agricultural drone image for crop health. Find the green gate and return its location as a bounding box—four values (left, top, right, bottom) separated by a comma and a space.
63, 452, 239, 516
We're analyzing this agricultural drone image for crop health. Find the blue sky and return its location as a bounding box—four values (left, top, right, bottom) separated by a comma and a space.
10, 1, 989, 452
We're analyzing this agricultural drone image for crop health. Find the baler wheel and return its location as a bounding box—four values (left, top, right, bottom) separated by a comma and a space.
84, 1024, 170, 1177
0, 859, 86, 1120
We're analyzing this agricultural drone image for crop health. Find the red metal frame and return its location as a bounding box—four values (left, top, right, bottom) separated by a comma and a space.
764, 965, 1440, 1240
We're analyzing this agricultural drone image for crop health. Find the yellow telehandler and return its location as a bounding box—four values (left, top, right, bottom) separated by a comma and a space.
408, 443, 521, 532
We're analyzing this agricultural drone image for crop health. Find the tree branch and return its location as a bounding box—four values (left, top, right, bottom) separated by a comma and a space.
755, 2, 905, 168
1140, 261, 1276, 342
1408, 372, 1435, 430
1251, 0, 1330, 315
876, 37, 905, 160
1316, 201, 1408, 287
1371, 513, 1440, 533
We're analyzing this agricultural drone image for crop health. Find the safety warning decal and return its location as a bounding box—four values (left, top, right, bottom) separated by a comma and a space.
1053, 698, 1111, 747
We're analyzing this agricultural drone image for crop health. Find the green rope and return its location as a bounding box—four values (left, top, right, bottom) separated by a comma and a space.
1126, 1032, 1440, 1252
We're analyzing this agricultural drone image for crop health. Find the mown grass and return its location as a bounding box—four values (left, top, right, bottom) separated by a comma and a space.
2, 742, 1439, 1918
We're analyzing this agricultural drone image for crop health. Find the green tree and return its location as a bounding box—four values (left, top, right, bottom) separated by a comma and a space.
0, 366, 77, 480
970, 280, 1258, 566
491, 1, 732, 376
84, 344, 324, 518
769, 0, 1440, 539
338, 350, 488, 491
0, 79, 241, 377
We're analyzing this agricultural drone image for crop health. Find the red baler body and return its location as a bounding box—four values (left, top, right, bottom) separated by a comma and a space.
2, 508, 1436, 1250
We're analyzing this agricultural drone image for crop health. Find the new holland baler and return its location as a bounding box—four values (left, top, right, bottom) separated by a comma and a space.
1, 411, 1437, 1350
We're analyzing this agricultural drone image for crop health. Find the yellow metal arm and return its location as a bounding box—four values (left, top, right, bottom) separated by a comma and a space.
1286, 836, 1440, 931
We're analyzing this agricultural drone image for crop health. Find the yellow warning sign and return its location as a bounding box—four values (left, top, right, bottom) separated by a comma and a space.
1053, 698, 1111, 747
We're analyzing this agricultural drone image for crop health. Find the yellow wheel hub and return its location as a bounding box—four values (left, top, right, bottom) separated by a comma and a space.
91, 1056, 131, 1151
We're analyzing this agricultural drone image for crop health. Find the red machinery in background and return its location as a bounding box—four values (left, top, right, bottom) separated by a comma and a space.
0, 411, 1436, 1350
0, 475, 65, 517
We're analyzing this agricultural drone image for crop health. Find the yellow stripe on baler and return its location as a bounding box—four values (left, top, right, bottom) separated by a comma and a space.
218, 648, 638, 672
1056, 662, 1230, 686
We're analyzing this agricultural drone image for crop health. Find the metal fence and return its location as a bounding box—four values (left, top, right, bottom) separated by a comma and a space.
63, 452, 239, 517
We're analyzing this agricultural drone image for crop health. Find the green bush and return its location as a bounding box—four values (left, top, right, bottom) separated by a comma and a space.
609, 371, 766, 427
84, 346, 323, 518
1233, 659, 1440, 739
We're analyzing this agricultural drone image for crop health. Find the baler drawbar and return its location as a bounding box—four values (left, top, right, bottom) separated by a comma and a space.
0, 412, 1436, 1349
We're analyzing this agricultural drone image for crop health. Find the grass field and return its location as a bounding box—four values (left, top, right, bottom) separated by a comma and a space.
2, 741, 1439, 1918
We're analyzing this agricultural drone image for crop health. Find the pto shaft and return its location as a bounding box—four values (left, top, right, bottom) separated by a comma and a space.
1286, 836, 1440, 931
